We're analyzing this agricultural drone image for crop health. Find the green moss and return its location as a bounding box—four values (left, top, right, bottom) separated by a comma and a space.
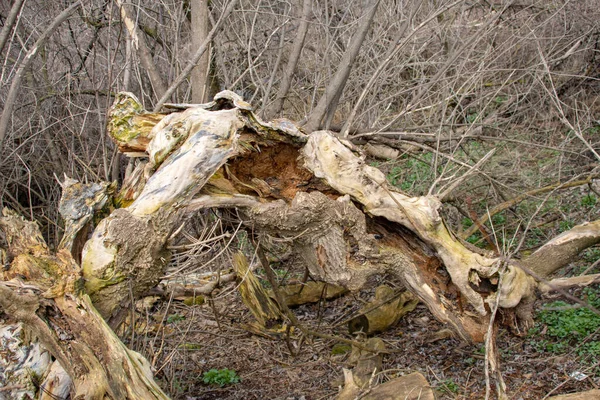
331, 343, 352, 355
183, 296, 205, 306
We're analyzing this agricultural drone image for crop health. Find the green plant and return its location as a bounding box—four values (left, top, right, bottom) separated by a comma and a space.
465, 112, 478, 124
581, 195, 597, 208
530, 287, 600, 357
493, 95, 508, 105
461, 217, 473, 229
167, 313, 186, 324
583, 248, 600, 264
558, 220, 574, 233
386, 153, 436, 194
438, 378, 459, 394
202, 368, 240, 386
491, 213, 506, 225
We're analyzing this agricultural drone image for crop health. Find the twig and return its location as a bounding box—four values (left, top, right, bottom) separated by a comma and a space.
437, 148, 495, 200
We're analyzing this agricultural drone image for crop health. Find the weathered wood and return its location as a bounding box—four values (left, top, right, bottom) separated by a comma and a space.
0, 323, 52, 400
0, 209, 169, 399
348, 337, 386, 388
348, 285, 418, 335
338, 370, 436, 400
232, 251, 283, 327
270, 281, 348, 307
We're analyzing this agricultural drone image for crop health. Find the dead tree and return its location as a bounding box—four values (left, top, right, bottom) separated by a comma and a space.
1, 91, 599, 397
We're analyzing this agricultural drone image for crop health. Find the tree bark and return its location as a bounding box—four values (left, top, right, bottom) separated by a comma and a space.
191, 0, 210, 103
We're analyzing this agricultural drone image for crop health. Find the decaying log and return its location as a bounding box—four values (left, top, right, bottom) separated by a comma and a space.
348, 285, 418, 335
269, 281, 348, 307
98, 89, 599, 342
232, 251, 284, 327
347, 337, 386, 388
338, 370, 436, 400
3, 88, 600, 397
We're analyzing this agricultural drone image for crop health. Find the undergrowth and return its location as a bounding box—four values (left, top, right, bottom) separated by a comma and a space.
529, 286, 600, 358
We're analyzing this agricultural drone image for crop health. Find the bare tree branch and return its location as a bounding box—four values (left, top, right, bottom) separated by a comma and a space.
114, 0, 167, 99
153, 0, 239, 112
0, 0, 25, 56
191, 0, 210, 103
264, 0, 312, 120
0, 1, 83, 150
461, 175, 599, 240
302, 0, 380, 133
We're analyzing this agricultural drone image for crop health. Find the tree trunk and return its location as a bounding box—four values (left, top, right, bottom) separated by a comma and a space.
191, 0, 210, 103
2, 89, 599, 397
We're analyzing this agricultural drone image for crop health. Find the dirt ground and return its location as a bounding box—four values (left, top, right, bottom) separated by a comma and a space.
127, 278, 599, 400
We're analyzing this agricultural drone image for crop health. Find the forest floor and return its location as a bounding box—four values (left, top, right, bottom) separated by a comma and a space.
126, 267, 600, 400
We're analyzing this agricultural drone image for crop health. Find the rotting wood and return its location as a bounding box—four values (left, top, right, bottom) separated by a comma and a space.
347, 337, 386, 388
269, 281, 348, 307
2, 89, 600, 398
347, 285, 418, 335
338, 370, 436, 400
232, 251, 284, 327
0, 209, 169, 400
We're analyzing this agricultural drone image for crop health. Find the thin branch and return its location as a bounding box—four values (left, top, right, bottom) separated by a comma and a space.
342, 0, 464, 138
264, 0, 312, 119
461, 175, 599, 239
437, 148, 495, 201
302, 0, 380, 133
0, 1, 83, 150
0, 0, 26, 56
153, 0, 239, 111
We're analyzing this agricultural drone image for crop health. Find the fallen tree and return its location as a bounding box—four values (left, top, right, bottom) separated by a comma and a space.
1, 91, 599, 398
